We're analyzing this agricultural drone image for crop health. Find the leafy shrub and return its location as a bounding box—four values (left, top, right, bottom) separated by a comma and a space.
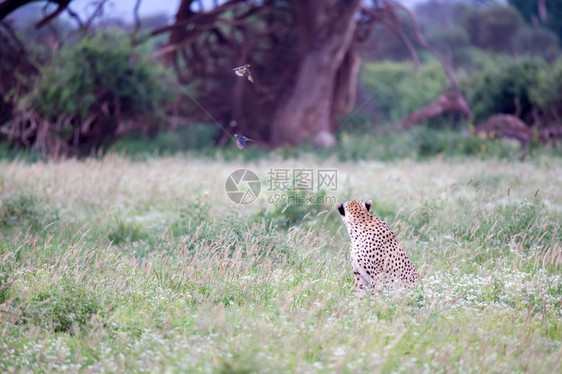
22, 279, 104, 333
8, 31, 175, 156
462, 5, 524, 52
509, 0, 562, 47
32, 32, 170, 121
512, 27, 560, 60
452, 47, 511, 71
530, 59, 562, 125
361, 61, 447, 125
463, 58, 546, 124
426, 27, 471, 53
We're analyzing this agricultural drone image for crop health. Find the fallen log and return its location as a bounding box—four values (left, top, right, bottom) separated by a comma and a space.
389, 91, 472, 131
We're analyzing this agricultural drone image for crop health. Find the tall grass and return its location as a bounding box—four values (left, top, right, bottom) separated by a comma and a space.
0, 154, 560, 372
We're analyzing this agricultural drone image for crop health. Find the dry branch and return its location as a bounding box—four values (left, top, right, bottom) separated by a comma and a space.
372, 0, 472, 130
391, 92, 471, 132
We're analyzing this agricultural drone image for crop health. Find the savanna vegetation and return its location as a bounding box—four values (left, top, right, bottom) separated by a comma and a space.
0, 0, 561, 372
1, 0, 562, 156
0, 148, 560, 372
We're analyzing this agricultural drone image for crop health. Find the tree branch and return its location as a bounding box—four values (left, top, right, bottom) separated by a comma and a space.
36, 0, 72, 28
393, 2, 461, 93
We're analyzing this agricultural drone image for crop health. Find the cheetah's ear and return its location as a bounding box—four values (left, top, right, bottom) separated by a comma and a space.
336, 203, 345, 216
365, 200, 372, 212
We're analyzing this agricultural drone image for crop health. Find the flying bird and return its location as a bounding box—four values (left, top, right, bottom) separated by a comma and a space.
234, 134, 254, 150
233, 64, 253, 83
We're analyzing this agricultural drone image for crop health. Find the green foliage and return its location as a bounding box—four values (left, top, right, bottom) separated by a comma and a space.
493, 199, 561, 247
512, 27, 560, 60
452, 47, 512, 71
360, 61, 447, 125
0, 155, 561, 372
108, 216, 150, 244
104, 123, 552, 163
170, 193, 212, 236
0, 242, 11, 304
426, 27, 471, 53
463, 57, 547, 123
457, 198, 562, 253
530, 58, 562, 125
509, 0, 562, 46
177, 213, 294, 263
462, 5, 524, 52
464, 56, 562, 128
112, 124, 220, 155
31, 32, 170, 121
21, 278, 104, 333
5, 31, 178, 156
335, 128, 521, 161
0, 191, 58, 229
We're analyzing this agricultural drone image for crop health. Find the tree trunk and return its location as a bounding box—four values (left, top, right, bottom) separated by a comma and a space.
331, 50, 362, 132
162, 0, 194, 65
270, 0, 361, 147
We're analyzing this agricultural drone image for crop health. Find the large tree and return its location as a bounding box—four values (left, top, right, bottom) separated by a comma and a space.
155, 0, 470, 147
268, 0, 361, 147
0, 0, 472, 152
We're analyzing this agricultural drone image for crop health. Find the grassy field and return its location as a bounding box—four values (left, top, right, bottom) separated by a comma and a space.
0, 152, 561, 373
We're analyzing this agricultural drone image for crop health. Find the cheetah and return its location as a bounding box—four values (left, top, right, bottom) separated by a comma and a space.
336, 200, 418, 297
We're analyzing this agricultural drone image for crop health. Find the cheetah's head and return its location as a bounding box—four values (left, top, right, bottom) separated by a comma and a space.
336, 200, 373, 229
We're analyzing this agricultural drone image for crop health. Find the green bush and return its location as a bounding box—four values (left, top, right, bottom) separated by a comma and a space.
463, 57, 547, 123
361, 61, 447, 125
9, 31, 176, 156
426, 27, 471, 53
512, 27, 560, 60
509, 0, 562, 47
462, 5, 524, 52
32, 32, 170, 121
452, 47, 512, 71
22, 279, 104, 333
531, 59, 562, 125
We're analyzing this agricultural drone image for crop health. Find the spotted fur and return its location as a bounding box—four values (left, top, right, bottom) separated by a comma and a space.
337, 200, 418, 297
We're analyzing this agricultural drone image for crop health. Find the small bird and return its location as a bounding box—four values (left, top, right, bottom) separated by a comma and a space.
234, 134, 254, 150
233, 64, 253, 83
